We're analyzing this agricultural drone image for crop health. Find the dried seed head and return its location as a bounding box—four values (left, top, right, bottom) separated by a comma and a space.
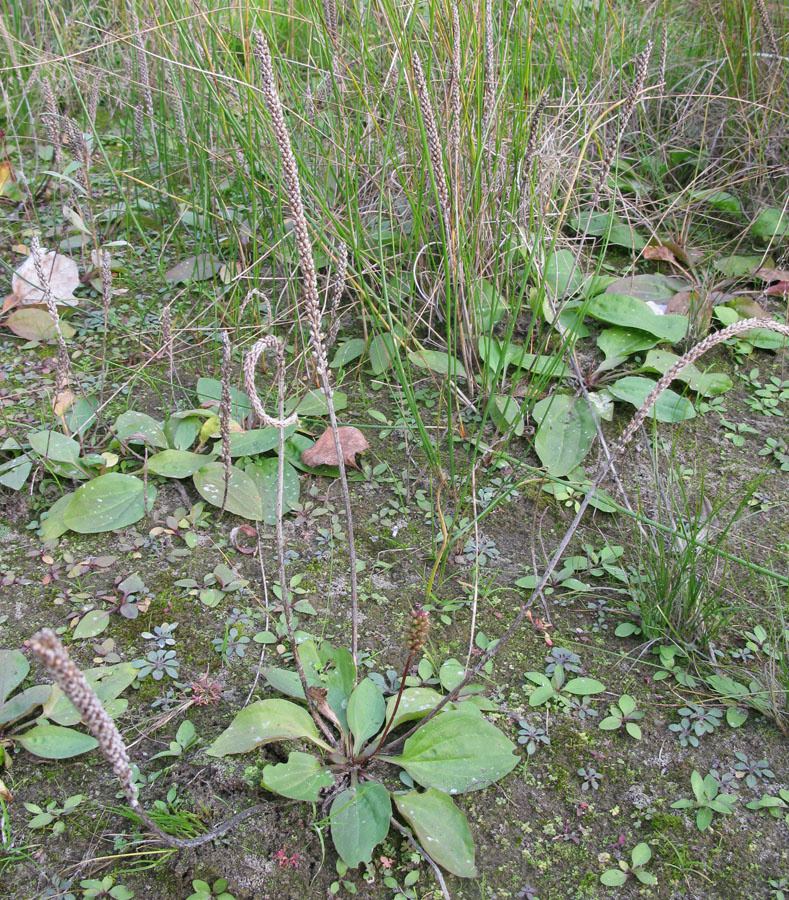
405, 608, 430, 654
29, 629, 139, 808
251, 30, 331, 384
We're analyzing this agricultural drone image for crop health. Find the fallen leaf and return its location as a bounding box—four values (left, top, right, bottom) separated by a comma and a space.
754, 267, 789, 283
9, 250, 80, 308
643, 245, 677, 264
5, 307, 76, 342
765, 281, 789, 296
53, 389, 77, 417
302, 426, 370, 469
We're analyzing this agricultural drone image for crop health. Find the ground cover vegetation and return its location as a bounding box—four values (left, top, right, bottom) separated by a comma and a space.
0, 0, 788, 897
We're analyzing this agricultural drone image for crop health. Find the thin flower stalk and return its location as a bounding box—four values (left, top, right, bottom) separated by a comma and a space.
219, 330, 233, 513
251, 30, 361, 664
243, 337, 338, 749
30, 234, 70, 401
326, 242, 347, 349
593, 41, 652, 203
42, 76, 62, 164
517, 94, 548, 227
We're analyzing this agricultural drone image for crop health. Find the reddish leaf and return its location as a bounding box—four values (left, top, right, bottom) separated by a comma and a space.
302, 426, 370, 470
765, 281, 789, 296
754, 267, 789, 283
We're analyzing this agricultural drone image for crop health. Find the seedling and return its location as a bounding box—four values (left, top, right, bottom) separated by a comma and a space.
600, 841, 656, 886
599, 694, 644, 739
671, 771, 736, 830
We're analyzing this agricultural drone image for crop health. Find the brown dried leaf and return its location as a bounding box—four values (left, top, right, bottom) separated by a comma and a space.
643, 245, 677, 264
10, 250, 80, 307
754, 267, 789, 283
301, 426, 370, 470
6, 307, 76, 342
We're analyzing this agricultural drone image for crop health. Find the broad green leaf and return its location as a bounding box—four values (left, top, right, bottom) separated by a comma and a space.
544, 248, 584, 297
17, 725, 98, 759
642, 350, 732, 397
245, 458, 299, 526
218, 425, 297, 459
394, 789, 478, 878
635, 870, 657, 885
714, 254, 769, 278
0, 649, 29, 704
726, 707, 748, 728
262, 751, 334, 801
347, 679, 386, 753
147, 450, 210, 478
286, 389, 347, 416
114, 411, 168, 449
0, 684, 50, 727
604, 273, 688, 305
408, 349, 466, 379
696, 807, 713, 831
197, 377, 252, 422
165, 253, 221, 283
631, 842, 651, 868
564, 677, 606, 696
618, 695, 636, 716
29, 430, 81, 462
586, 294, 687, 342
596, 328, 661, 371
206, 699, 331, 756
0, 455, 32, 490
600, 869, 627, 887
533, 395, 596, 477
44, 663, 137, 725
73, 610, 110, 639
263, 667, 307, 699
751, 208, 789, 241
331, 338, 367, 369
163, 415, 202, 451
38, 492, 74, 541
63, 475, 156, 533
384, 688, 444, 732
368, 334, 398, 375
570, 209, 646, 250
626, 722, 642, 740
478, 337, 569, 379
384, 711, 518, 793
486, 394, 524, 436
599, 716, 622, 730
330, 783, 391, 868
193, 463, 263, 520
439, 659, 465, 692
688, 188, 742, 214
608, 376, 696, 423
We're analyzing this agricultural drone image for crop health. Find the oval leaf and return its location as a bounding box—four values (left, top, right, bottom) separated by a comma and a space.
73, 610, 110, 640
147, 450, 211, 478
395, 788, 478, 878
384, 711, 518, 793
385, 688, 444, 732
63, 474, 156, 533
330, 783, 391, 868
262, 751, 335, 801
533, 395, 596, 477
206, 699, 330, 756
193, 463, 263, 520
0, 649, 29, 704
587, 294, 687, 342
29, 430, 80, 463
609, 376, 696, 423
114, 411, 168, 449
17, 725, 98, 759
347, 678, 386, 753
245, 458, 299, 525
